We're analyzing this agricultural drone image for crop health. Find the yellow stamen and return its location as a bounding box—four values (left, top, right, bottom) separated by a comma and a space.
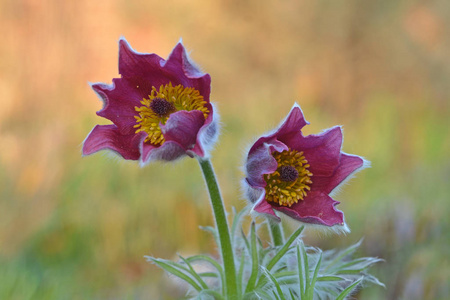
264, 149, 313, 207
134, 82, 209, 145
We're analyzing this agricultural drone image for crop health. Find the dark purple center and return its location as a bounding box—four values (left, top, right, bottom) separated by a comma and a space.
279, 165, 299, 182
150, 98, 175, 116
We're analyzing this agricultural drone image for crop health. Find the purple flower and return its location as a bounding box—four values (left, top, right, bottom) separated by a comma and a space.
82, 39, 218, 165
243, 104, 368, 231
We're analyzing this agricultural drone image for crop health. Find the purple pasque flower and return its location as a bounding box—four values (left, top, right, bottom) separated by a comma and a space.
243, 104, 368, 231
82, 38, 219, 165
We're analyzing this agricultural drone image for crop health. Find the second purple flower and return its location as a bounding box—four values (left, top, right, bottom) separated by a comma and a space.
243, 104, 368, 231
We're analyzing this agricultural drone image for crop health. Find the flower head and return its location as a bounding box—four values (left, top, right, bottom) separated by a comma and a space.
243, 104, 368, 232
82, 38, 219, 165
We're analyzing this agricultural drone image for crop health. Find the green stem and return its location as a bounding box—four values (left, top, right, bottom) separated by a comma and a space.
268, 220, 284, 247
198, 158, 238, 299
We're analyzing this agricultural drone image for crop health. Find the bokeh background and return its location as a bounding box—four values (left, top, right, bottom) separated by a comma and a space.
1, 0, 449, 299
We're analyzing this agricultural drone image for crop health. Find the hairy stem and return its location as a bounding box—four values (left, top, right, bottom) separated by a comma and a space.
198, 158, 238, 299
269, 219, 284, 247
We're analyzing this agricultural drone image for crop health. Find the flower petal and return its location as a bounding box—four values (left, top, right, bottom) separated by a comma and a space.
248, 105, 308, 154
119, 39, 211, 103
118, 39, 164, 78
164, 42, 212, 103
312, 153, 365, 194
189, 103, 219, 158
275, 191, 344, 226
253, 191, 281, 221
274, 104, 309, 138
119, 41, 182, 88
166, 42, 206, 78
246, 140, 288, 187
92, 80, 145, 135
283, 126, 343, 177
140, 141, 187, 164
82, 124, 145, 160
160, 110, 205, 153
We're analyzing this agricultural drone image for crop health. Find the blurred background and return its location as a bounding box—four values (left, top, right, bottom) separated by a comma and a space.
0, 0, 449, 299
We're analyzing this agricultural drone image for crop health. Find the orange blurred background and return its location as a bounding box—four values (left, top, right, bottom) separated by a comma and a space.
0, 0, 449, 299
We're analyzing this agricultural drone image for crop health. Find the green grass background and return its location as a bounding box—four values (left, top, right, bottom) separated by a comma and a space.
0, 0, 449, 299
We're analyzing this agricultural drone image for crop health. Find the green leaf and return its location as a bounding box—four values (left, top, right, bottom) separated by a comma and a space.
256, 226, 304, 289
272, 271, 297, 279
321, 287, 340, 297
199, 226, 219, 246
198, 272, 219, 278
334, 257, 383, 276
272, 290, 281, 300
241, 228, 251, 251
307, 250, 322, 299
245, 222, 259, 293
231, 206, 248, 241
262, 267, 286, 300
237, 252, 246, 295
316, 275, 345, 282
242, 291, 261, 300
323, 239, 363, 272
336, 269, 367, 275
186, 254, 224, 295
259, 247, 274, 265
254, 290, 272, 299
271, 265, 288, 275
271, 277, 298, 286
336, 279, 362, 300
363, 274, 386, 288
147, 257, 202, 292
335, 257, 384, 272
185, 255, 224, 276
253, 270, 299, 292
266, 226, 304, 271
301, 243, 310, 298
178, 255, 209, 290
196, 289, 226, 300
297, 245, 305, 299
